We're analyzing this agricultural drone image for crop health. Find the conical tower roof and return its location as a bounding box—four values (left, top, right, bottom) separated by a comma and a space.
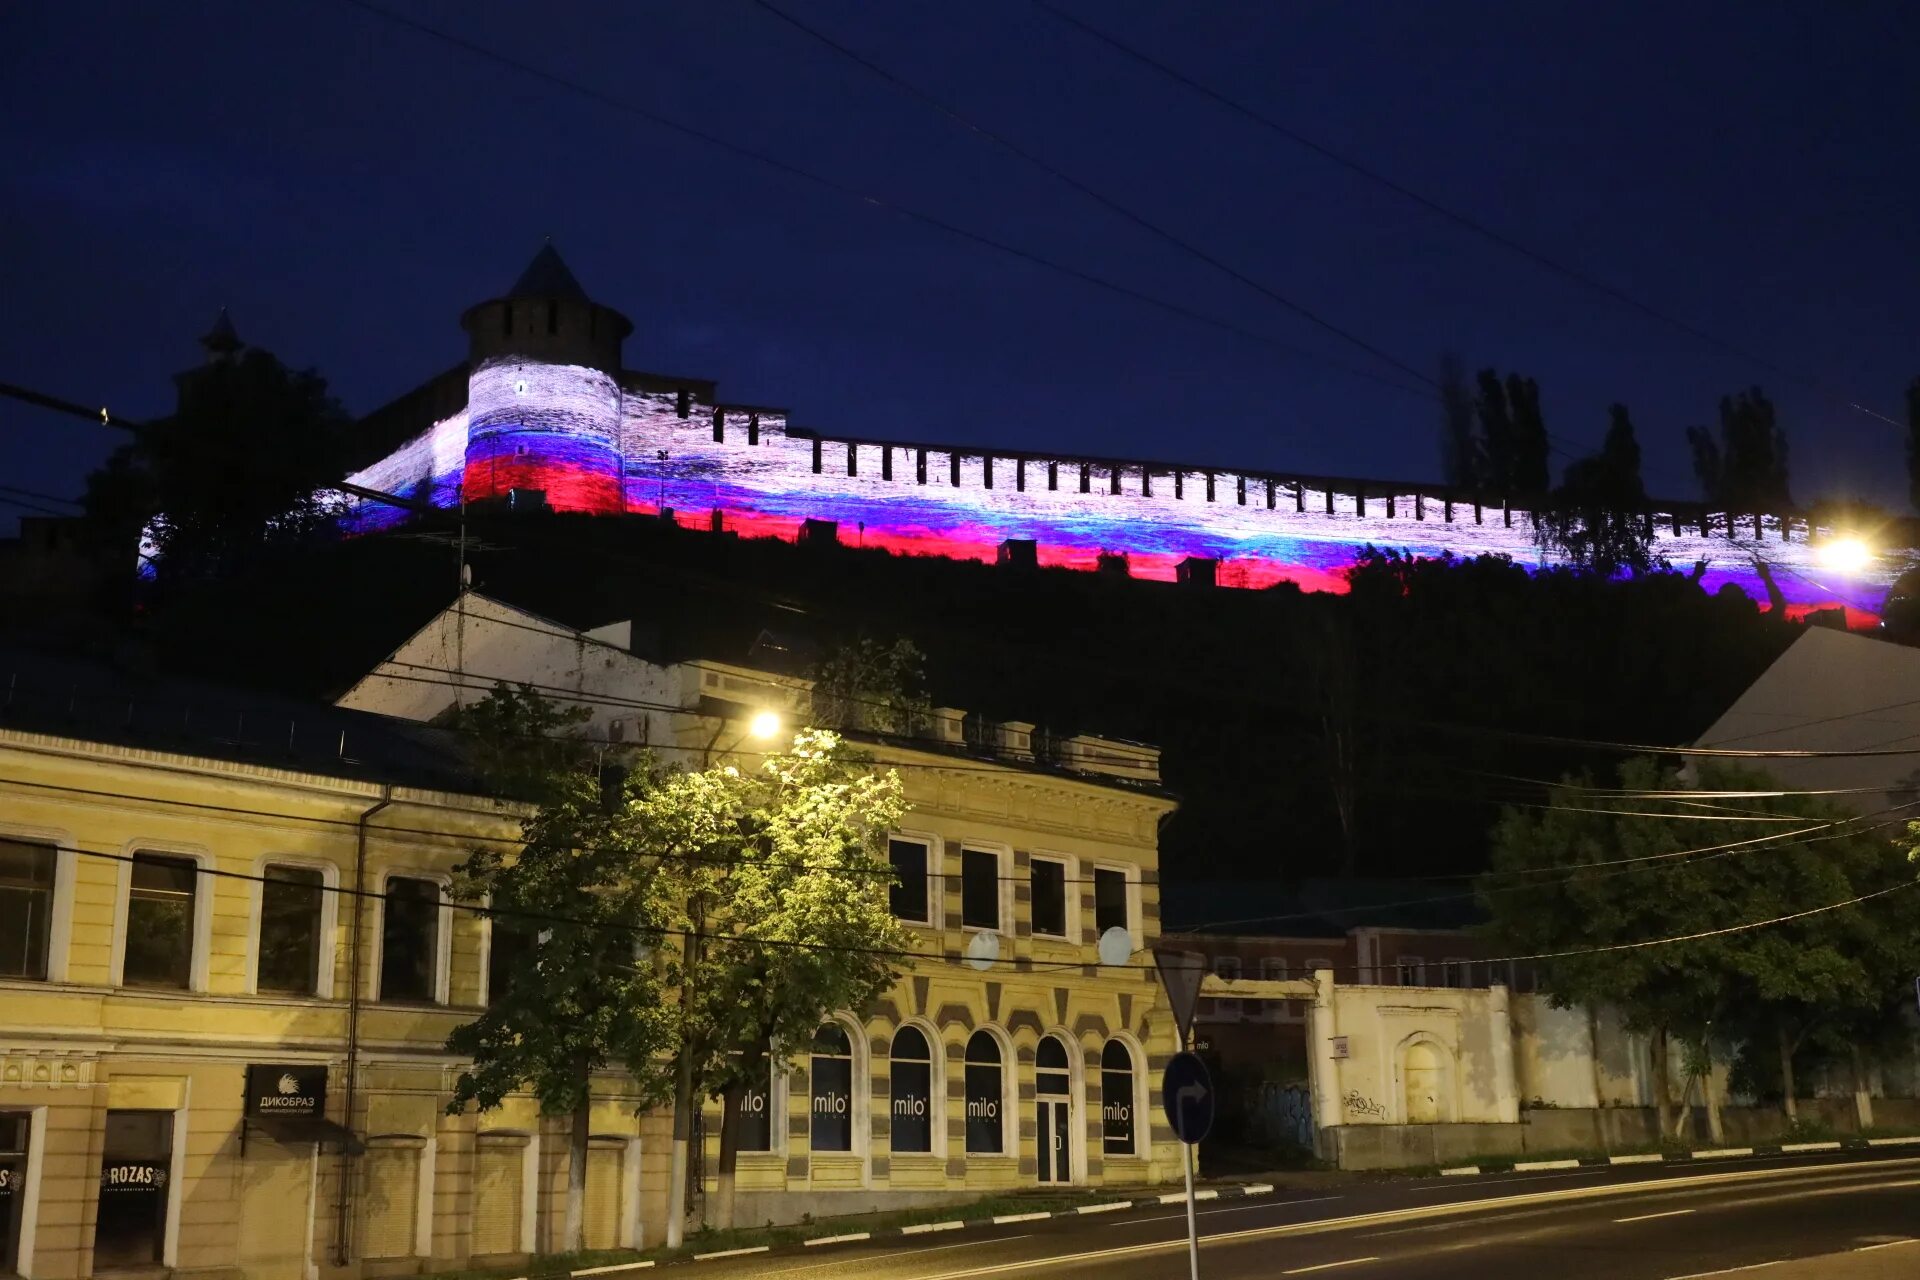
507, 243, 589, 302
199, 307, 241, 356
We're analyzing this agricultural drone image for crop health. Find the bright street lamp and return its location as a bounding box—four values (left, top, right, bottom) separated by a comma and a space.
748, 710, 783, 740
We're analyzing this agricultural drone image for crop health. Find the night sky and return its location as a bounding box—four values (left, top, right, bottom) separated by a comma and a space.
5, 1, 1918, 537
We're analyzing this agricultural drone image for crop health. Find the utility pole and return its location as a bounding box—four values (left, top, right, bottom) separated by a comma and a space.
665, 904, 702, 1249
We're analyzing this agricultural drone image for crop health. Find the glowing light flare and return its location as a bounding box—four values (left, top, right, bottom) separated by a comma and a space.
1813, 536, 1873, 575
748, 710, 783, 740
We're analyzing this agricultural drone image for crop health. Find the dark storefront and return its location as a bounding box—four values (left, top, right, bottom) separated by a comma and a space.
94, 1111, 173, 1268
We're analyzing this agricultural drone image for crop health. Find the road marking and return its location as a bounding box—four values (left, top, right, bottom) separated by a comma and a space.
1243, 1183, 1277, 1194
1410, 1170, 1607, 1192
1439, 1166, 1480, 1176
1515, 1159, 1582, 1171
1855, 1238, 1917, 1251
1615, 1209, 1696, 1223
755, 1236, 1034, 1278
1666, 1262, 1781, 1278
1692, 1148, 1754, 1159
902, 1221, 965, 1234
1779, 1141, 1841, 1152
573, 1264, 656, 1275
1128, 1195, 1344, 1225
693, 1245, 770, 1261
1611, 1154, 1666, 1164
1075, 1201, 1132, 1215
803, 1232, 869, 1246
911, 1159, 1920, 1280
1283, 1258, 1379, 1275
1867, 1136, 1920, 1146
991, 1212, 1052, 1224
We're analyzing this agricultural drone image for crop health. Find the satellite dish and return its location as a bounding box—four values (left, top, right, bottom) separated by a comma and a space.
1098, 926, 1134, 968
965, 930, 1001, 971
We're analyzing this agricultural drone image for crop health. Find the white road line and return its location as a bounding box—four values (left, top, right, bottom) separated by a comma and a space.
1611, 1154, 1666, 1165
901, 1221, 965, 1234
1692, 1148, 1755, 1159
803, 1232, 870, 1246
1243, 1183, 1277, 1194
1866, 1136, 1920, 1146
573, 1264, 657, 1275
1283, 1257, 1379, 1275
1410, 1169, 1607, 1192
990, 1212, 1052, 1224
1665, 1262, 1781, 1279
755, 1236, 1034, 1278
693, 1245, 771, 1261
1615, 1209, 1696, 1224
1855, 1238, 1917, 1251
1128, 1195, 1344, 1225
1779, 1141, 1841, 1153
1515, 1159, 1582, 1171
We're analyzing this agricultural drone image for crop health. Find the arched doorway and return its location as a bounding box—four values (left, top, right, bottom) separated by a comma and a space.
1403, 1041, 1446, 1124
1035, 1035, 1073, 1185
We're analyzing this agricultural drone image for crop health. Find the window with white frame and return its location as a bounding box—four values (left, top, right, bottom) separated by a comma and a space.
123, 853, 198, 989
0, 839, 58, 981
889, 1026, 935, 1154
809, 1025, 855, 1153
963, 1030, 1005, 1153
257, 865, 326, 996
960, 849, 1000, 931
1092, 867, 1129, 938
1101, 1040, 1138, 1155
380, 876, 441, 1004
1259, 958, 1289, 1021
1029, 857, 1068, 938
1212, 956, 1241, 1018
888, 838, 931, 924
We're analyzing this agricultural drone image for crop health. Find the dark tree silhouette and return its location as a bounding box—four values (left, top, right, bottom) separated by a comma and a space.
1540, 404, 1656, 576
1473, 369, 1516, 492
1686, 387, 1791, 509
1438, 354, 1480, 487
1472, 369, 1550, 494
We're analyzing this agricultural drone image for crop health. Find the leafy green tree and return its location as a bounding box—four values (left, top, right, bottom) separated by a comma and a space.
1540, 404, 1657, 576
646, 731, 912, 1232
83, 347, 351, 583
1687, 388, 1791, 509
808, 636, 932, 735
1481, 757, 1920, 1139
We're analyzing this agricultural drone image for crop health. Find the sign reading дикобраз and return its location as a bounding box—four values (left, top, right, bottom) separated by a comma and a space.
243, 1064, 327, 1118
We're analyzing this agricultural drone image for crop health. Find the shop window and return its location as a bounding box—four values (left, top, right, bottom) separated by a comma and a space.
1101, 1041, 1137, 1155
888, 838, 930, 924
0, 1112, 29, 1275
1030, 858, 1067, 937
1093, 868, 1129, 936
94, 1110, 174, 1267
380, 876, 441, 1003
809, 1025, 855, 1153
258, 865, 325, 995
960, 849, 999, 931
0, 839, 56, 981
124, 853, 197, 989
734, 1056, 776, 1153
889, 1027, 934, 1154
963, 1031, 1004, 1154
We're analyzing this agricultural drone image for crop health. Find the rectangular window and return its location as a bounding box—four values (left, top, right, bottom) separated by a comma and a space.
258, 866, 324, 995
960, 849, 999, 931
1213, 956, 1241, 1018
1440, 957, 1471, 988
380, 876, 440, 1003
123, 854, 196, 988
735, 1071, 774, 1153
0, 839, 57, 980
888, 839, 930, 924
1397, 957, 1425, 987
1030, 859, 1066, 937
94, 1110, 174, 1267
1093, 868, 1129, 937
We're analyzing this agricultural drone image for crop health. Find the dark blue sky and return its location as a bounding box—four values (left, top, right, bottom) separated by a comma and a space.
5, 0, 1917, 535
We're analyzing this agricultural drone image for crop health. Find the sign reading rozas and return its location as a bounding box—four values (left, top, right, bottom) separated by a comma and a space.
244, 1064, 327, 1118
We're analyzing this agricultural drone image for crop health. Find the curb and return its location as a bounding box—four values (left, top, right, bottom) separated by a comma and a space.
1436, 1134, 1919, 1179
656, 1181, 1279, 1265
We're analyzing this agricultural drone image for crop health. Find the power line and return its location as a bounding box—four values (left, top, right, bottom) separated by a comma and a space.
1412, 717, 1920, 760
745, 0, 1436, 394
323, 0, 1428, 402
1030, 1, 1907, 432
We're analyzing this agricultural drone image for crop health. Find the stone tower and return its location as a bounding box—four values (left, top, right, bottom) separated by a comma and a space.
456, 245, 633, 513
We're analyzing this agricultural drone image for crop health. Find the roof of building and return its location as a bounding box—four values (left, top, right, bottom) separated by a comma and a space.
0, 645, 490, 796
1160, 877, 1487, 938
507, 243, 590, 302
1692, 624, 1920, 814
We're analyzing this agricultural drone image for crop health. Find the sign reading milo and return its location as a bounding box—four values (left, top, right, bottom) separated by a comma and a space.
244, 1064, 327, 1118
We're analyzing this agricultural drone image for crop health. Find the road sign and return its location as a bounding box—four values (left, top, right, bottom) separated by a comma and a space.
1161, 1050, 1215, 1145
1154, 950, 1208, 1044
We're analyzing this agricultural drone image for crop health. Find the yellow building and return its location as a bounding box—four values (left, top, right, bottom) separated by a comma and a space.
0, 625, 1180, 1279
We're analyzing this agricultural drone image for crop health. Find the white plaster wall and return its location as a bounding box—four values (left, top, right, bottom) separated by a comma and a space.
1511, 996, 1599, 1108
1320, 985, 1512, 1125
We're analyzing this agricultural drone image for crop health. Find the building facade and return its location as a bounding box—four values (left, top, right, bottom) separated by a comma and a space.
334, 246, 1901, 618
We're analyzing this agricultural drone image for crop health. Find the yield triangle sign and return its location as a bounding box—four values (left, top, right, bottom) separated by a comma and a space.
1154, 948, 1208, 1045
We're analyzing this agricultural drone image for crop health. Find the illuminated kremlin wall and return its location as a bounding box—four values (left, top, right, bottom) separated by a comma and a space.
342, 357, 1907, 622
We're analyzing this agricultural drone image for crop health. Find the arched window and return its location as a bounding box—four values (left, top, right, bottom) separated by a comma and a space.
1036, 1036, 1070, 1098
890, 1026, 934, 1153
810, 1025, 854, 1152
964, 1031, 1004, 1154
1101, 1040, 1136, 1155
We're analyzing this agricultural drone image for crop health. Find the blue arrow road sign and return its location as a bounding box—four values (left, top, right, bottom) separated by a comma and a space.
1161, 1051, 1215, 1145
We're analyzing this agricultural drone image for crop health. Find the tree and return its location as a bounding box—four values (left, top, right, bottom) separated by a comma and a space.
1539, 404, 1658, 576
83, 347, 351, 583
443, 686, 676, 1254
808, 635, 932, 735
647, 731, 912, 1231
1472, 369, 1550, 494
1480, 757, 1920, 1140
1686, 387, 1791, 509
1905, 376, 1920, 514
1474, 369, 1517, 493
1438, 354, 1481, 488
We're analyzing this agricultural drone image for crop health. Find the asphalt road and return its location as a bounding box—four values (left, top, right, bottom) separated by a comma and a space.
686, 1150, 1920, 1279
